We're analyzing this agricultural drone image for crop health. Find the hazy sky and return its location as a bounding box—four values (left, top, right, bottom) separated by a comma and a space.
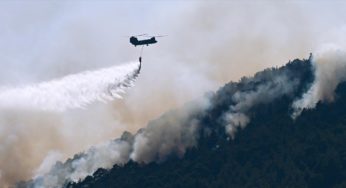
1, 1, 346, 187
1, 1, 346, 83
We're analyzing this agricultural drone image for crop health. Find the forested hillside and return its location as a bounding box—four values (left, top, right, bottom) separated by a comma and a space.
67, 59, 346, 188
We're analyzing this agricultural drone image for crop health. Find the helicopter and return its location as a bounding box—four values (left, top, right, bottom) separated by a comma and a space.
129, 34, 165, 47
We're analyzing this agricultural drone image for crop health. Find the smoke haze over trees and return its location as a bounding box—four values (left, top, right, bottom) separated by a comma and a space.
66, 58, 346, 188
20, 57, 317, 187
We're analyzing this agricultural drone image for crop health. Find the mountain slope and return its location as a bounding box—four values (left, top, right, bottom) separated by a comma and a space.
65, 58, 346, 188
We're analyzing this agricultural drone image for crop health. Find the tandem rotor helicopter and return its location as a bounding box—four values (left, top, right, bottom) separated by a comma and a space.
129, 34, 166, 47
128, 34, 166, 63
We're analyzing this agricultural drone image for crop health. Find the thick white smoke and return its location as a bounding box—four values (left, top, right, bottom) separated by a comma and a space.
25, 98, 208, 188
0, 62, 140, 112
292, 48, 346, 118
223, 70, 299, 138
129, 99, 208, 163
29, 139, 133, 188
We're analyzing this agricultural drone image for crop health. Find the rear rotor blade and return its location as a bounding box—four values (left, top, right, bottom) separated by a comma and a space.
149, 35, 167, 37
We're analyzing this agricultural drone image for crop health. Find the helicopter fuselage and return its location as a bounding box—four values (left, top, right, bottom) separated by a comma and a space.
130, 36, 157, 47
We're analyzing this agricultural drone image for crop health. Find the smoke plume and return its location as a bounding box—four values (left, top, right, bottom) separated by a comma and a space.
22, 98, 208, 188
223, 69, 299, 137
292, 48, 346, 118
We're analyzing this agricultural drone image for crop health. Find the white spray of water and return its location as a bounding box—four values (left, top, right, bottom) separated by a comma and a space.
0, 62, 140, 112
292, 47, 346, 118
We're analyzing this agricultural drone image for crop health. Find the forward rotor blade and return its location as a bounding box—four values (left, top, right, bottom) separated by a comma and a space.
122, 34, 148, 37
136, 34, 148, 37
